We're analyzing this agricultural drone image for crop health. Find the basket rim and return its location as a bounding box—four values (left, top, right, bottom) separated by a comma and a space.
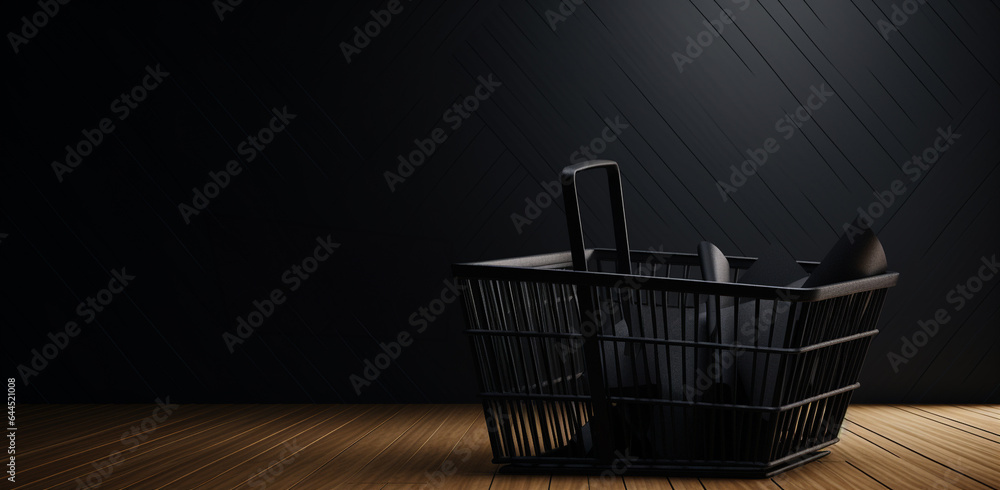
453, 248, 898, 302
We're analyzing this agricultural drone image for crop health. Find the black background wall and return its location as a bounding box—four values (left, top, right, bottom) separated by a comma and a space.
3, 0, 998, 404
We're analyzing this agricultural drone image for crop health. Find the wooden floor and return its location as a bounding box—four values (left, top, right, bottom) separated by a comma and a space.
11, 404, 999, 489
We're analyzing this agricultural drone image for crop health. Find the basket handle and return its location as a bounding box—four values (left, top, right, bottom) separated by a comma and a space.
561, 160, 632, 274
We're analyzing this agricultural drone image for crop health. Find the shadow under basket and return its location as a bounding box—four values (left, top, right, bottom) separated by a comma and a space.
454, 248, 897, 478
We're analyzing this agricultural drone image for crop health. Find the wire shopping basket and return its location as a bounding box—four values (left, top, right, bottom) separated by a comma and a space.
453, 161, 898, 477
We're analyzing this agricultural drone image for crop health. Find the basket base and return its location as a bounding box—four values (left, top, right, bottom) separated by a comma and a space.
497, 450, 829, 479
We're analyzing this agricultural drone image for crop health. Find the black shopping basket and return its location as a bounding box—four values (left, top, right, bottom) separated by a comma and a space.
453, 160, 898, 478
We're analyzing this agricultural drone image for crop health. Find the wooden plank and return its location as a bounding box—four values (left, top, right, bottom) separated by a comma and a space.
848, 405, 1000, 486
697, 477, 779, 489
12, 404, 259, 489
17, 405, 148, 466
383, 406, 483, 483
841, 415, 990, 489
954, 406, 1000, 420
140, 405, 354, 488
417, 408, 497, 490
925, 405, 1000, 430
622, 476, 673, 489
9, 404, 1000, 488
667, 477, 706, 490
94, 405, 316, 489
589, 474, 626, 489
20, 405, 194, 452
446, 411, 497, 475
44, 405, 305, 489
423, 472, 495, 490
20, 405, 151, 448
19, 404, 228, 471
277, 405, 434, 489
911, 406, 1000, 435
836, 421, 901, 459
201, 404, 401, 489
820, 443, 848, 462
969, 405, 1000, 416
771, 460, 883, 489
821, 417, 891, 461
549, 475, 589, 490
489, 474, 548, 490
897, 406, 1000, 443
351, 404, 475, 484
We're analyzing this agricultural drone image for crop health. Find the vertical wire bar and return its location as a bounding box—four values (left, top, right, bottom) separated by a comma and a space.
511, 282, 544, 456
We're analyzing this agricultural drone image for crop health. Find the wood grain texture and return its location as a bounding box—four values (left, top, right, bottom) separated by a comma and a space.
894, 405, 1000, 444
11, 404, 999, 489
624, 476, 675, 489
847, 404, 1000, 486
548, 475, 589, 490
